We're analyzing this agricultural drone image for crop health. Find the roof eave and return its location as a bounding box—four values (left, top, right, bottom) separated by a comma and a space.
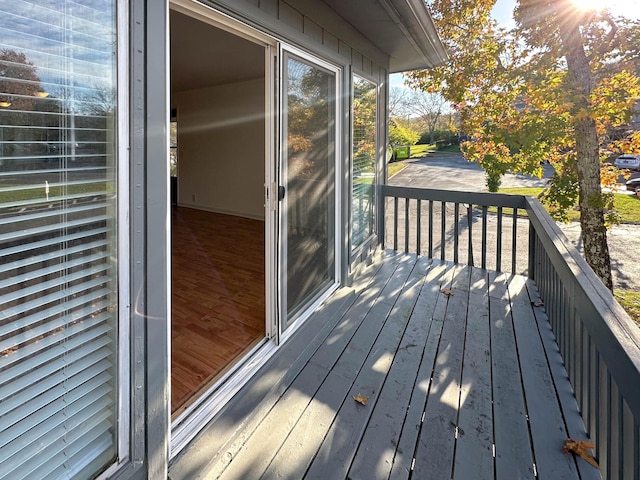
383, 0, 449, 72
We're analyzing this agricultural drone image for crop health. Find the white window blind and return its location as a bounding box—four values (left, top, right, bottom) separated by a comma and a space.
352, 76, 377, 251
0, 1, 120, 479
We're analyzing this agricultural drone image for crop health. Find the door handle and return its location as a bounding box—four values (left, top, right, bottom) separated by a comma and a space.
278, 185, 286, 201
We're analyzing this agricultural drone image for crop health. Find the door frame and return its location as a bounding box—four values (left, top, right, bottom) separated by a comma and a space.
168, 0, 280, 458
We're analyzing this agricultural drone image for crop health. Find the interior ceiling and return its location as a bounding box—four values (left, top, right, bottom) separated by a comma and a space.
170, 10, 264, 94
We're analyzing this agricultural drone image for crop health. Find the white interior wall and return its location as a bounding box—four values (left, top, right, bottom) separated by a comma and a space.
175, 77, 265, 220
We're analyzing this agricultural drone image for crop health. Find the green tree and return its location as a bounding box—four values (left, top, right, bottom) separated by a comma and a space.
407, 0, 640, 290
388, 119, 420, 147
353, 78, 377, 166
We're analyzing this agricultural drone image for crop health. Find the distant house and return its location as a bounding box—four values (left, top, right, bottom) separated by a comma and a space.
0, 1, 447, 478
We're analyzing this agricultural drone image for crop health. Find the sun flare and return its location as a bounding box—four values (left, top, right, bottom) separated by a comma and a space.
571, 0, 640, 19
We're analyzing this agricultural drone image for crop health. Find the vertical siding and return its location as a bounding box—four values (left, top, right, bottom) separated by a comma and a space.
259, 0, 278, 17
303, 17, 323, 43
230, 0, 387, 78
278, 2, 303, 31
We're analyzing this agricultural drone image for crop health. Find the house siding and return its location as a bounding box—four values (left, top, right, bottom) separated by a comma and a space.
210, 0, 389, 84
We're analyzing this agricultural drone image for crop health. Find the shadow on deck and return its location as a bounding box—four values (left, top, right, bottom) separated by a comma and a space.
170, 251, 600, 480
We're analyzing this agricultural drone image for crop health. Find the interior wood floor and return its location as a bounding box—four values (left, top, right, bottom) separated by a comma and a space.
171, 207, 265, 415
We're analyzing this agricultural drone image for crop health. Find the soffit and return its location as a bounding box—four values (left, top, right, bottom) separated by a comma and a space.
317, 0, 448, 72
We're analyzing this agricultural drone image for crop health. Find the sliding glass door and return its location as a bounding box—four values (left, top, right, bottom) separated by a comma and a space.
280, 49, 339, 331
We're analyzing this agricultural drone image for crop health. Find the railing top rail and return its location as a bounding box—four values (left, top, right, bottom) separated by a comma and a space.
525, 196, 640, 411
381, 185, 528, 209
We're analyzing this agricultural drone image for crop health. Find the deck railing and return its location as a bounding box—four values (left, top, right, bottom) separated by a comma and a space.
380, 185, 640, 480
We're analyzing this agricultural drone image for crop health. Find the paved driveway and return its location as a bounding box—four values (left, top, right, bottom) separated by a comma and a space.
388, 152, 640, 291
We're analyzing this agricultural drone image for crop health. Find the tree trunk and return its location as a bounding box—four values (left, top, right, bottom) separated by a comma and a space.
557, 15, 613, 290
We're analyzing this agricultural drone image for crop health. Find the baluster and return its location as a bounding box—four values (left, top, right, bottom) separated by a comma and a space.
454, 203, 459, 264
496, 206, 503, 272
621, 401, 637, 480
428, 200, 434, 258
481, 206, 487, 269
512, 207, 518, 274
440, 201, 446, 260
467, 204, 473, 266
405, 198, 410, 253
609, 381, 621, 479
393, 196, 399, 251
416, 199, 421, 256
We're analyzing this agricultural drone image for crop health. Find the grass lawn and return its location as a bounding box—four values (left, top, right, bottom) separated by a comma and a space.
0, 182, 111, 204
407, 144, 461, 158
614, 290, 640, 326
497, 187, 640, 224
438, 144, 461, 153
388, 161, 407, 178
409, 144, 436, 158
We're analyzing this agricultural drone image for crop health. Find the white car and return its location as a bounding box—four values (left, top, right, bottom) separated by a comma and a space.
613, 154, 640, 170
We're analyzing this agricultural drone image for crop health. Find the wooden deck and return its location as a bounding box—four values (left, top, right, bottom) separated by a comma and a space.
170, 251, 598, 480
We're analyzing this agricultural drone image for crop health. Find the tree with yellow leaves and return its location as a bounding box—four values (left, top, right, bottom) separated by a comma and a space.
407, 0, 640, 290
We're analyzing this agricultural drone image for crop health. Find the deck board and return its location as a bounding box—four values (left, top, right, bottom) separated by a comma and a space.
509, 274, 579, 479
489, 281, 536, 479
172, 252, 594, 480
453, 267, 493, 480
411, 265, 470, 480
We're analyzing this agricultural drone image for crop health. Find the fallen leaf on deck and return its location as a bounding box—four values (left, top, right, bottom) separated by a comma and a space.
531, 301, 544, 307
562, 439, 599, 468
440, 289, 455, 297
353, 393, 368, 406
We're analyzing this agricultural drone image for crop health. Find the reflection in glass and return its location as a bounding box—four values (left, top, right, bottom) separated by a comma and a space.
285, 55, 335, 319
352, 76, 377, 251
0, 1, 119, 478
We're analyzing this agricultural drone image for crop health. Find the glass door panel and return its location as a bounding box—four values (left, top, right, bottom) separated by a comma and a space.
281, 51, 337, 330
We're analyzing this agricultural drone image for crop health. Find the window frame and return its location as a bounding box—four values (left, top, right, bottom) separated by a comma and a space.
349, 72, 379, 257
0, 0, 131, 478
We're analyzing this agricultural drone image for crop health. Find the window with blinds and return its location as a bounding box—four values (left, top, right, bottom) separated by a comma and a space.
351, 76, 377, 251
0, 1, 121, 479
